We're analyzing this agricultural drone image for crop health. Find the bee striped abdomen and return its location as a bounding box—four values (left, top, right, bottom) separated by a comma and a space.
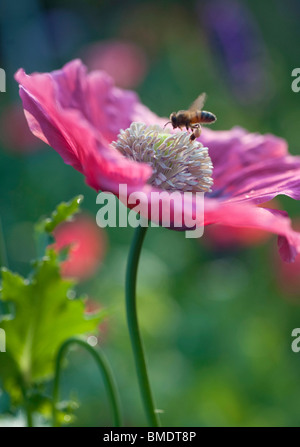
200, 110, 216, 123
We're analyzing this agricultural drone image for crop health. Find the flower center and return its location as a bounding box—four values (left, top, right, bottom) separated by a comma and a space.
112, 122, 213, 193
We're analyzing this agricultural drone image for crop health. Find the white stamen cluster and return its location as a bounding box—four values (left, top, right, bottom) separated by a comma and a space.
112, 122, 213, 193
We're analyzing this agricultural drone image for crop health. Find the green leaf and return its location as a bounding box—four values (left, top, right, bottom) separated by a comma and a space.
0, 248, 103, 401
34, 195, 83, 259
35, 195, 83, 235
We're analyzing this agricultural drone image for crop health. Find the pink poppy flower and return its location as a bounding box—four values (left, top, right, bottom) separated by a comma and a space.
14, 59, 300, 262
52, 213, 107, 281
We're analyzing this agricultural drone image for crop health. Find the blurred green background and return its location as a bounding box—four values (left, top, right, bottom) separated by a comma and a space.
1, 0, 300, 427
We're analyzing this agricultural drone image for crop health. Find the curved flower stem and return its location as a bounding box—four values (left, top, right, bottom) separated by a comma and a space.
126, 225, 160, 427
25, 407, 33, 427
52, 337, 122, 427
20, 381, 33, 427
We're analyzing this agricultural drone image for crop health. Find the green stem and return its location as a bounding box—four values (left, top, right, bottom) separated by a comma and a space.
20, 381, 33, 427
52, 337, 122, 427
125, 225, 160, 427
25, 400, 33, 427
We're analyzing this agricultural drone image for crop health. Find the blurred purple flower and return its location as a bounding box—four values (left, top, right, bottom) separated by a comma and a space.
45, 9, 87, 60
201, 0, 269, 103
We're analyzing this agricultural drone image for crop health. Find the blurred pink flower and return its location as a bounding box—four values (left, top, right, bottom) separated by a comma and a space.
82, 40, 148, 88
52, 213, 107, 281
15, 59, 300, 262
275, 219, 300, 296
0, 103, 40, 152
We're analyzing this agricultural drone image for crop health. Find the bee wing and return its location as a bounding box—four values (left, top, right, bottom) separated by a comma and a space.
189, 93, 207, 111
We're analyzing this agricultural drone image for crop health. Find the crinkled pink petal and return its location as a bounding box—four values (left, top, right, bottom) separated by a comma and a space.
200, 126, 300, 204
15, 60, 152, 187
131, 102, 167, 128
84, 150, 152, 192
204, 199, 300, 262
15, 60, 137, 143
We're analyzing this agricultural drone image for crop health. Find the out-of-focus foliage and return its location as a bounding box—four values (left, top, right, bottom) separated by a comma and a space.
0, 198, 104, 423
35, 195, 83, 258
36, 195, 83, 235
1, 0, 300, 427
0, 250, 102, 389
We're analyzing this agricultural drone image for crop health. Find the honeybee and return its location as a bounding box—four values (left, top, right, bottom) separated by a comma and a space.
164, 93, 216, 141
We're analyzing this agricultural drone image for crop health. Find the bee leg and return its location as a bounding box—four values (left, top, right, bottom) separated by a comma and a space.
190, 124, 202, 141
192, 124, 202, 134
